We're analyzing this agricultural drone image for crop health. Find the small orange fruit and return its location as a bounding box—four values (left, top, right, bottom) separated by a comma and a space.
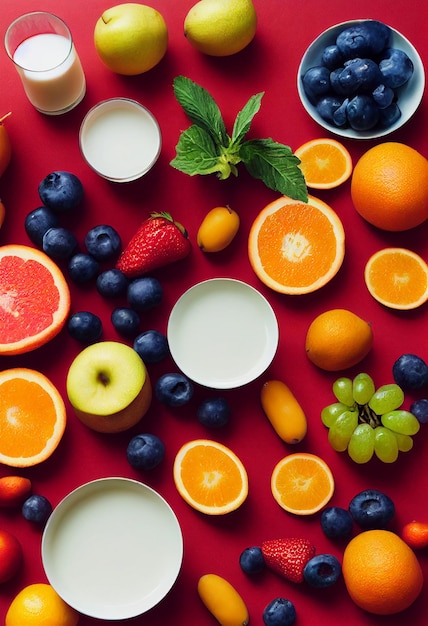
197, 206, 240, 252
248, 195, 345, 294
351, 142, 428, 231
0, 244, 70, 355
364, 247, 428, 310
0, 529, 23, 583
271, 452, 334, 515
342, 529, 424, 615
261, 380, 307, 444
402, 521, 428, 550
0, 475, 32, 507
306, 308, 373, 371
6, 583, 79, 626
198, 574, 249, 626
295, 137, 352, 189
0, 112, 12, 177
0, 368, 67, 467
173, 439, 248, 515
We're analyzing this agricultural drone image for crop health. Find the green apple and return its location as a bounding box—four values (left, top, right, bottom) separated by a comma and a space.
184, 0, 257, 56
94, 3, 168, 75
66, 341, 152, 433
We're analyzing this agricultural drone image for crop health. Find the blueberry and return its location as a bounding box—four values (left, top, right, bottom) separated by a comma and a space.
320, 506, 353, 539
22, 494, 52, 525
68, 253, 99, 283
155, 373, 194, 407
316, 95, 345, 123
197, 397, 231, 428
96, 269, 129, 298
263, 598, 296, 626
392, 354, 428, 390
349, 489, 395, 529
410, 399, 428, 424
338, 58, 382, 94
330, 69, 349, 96
38, 171, 84, 212
301, 65, 331, 104
67, 311, 103, 343
379, 48, 414, 88
332, 98, 349, 126
379, 102, 401, 128
321, 44, 344, 70
372, 83, 395, 108
126, 433, 165, 470
336, 20, 391, 58
42, 227, 78, 260
111, 307, 140, 337
24, 206, 59, 246
127, 277, 163, 312
133, 330, 169, 363
346, 94, 380, 130
85, 225, 122, 262
303, 554, 342, 588
239, 546, 265, 575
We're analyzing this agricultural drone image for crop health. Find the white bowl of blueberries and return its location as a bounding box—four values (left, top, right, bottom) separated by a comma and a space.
297, 19, 425, 139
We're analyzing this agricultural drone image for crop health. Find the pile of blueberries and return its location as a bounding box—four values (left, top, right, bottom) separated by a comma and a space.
301, 20, 414, 131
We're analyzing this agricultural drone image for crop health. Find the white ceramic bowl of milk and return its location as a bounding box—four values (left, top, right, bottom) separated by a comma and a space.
79, 98, 161, 182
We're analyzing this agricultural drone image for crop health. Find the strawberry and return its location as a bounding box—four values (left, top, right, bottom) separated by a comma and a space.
261, 538, 316, 583
116, 212, 191, 277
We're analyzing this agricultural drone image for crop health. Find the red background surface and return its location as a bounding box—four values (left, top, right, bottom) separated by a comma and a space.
0, 0, 427, 624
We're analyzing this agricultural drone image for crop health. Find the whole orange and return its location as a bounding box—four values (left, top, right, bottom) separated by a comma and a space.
351, 142, 428, 231
342, 529, 423, 615
0, 529, 23, 583
6, 583, 79, 626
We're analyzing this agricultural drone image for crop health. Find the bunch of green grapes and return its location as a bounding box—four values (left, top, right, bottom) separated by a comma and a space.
321, 373, 420, 463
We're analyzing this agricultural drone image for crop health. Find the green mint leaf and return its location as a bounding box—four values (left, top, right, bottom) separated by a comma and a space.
173, 76, 228, 147
231, 92, 264, 147
170, 125, 232, 178
239, 138, 308, 202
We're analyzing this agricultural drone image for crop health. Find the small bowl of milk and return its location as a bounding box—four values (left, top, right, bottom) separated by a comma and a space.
79, 98, 161, 182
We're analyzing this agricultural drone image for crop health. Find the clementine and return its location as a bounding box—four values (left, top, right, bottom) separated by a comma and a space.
6, 583, 79, 626
295, 137, 352, 189
351, 142, 428, 231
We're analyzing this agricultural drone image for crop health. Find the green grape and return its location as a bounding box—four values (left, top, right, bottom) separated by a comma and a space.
347, 423, 375, 464
368, 384, 404, 415
373, 426, 399, 463
328, 409, 358, 452
321, 402, 348, 427
395, 433, 414, 452
381, 410, 421, 436
352, 373, 375, 405
333, 377, 354, 406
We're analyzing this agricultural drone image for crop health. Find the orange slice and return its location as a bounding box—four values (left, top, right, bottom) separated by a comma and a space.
248, 195, 345, 294
173, 439, 248, 515
364, 248, 428, 310
295, 138, 353, 189
271, 452, 334, 515
0, 244, 70, 355
0, 368, 67, 467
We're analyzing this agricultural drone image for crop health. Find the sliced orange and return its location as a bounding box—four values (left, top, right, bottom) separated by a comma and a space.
248, 195, 345, 294
173, 439, 248, 515
364, 248, 428, 310
271, 452, 334, 515
0, 368, 66, 468
295, 138, 352, 189
0, 244, 70, 355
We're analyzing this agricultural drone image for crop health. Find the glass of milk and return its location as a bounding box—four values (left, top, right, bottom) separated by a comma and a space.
5, 12, 86, 115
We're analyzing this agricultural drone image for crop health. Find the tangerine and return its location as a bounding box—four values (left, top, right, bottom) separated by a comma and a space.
248, 195, 345, 294
0, 529, 23, 583
364, 247, 428, 310
0, 368, 67, 467
173, 439, 248, 515
295, 137, 352, 189
0, 244, 70, 355
351, 142, 428, 231
342, 529, 424, 615
0, 475, 32, 508
6, 583, 79, 626
0, 112, 12, 177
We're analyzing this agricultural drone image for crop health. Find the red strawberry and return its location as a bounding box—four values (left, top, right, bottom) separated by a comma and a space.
116, 212, 191, 277
261, 538, 316, 583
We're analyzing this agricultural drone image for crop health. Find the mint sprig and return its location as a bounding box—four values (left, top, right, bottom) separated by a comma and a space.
170, 76, 308, 202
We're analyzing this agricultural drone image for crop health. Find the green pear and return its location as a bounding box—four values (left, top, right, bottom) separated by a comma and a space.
184, 0, 257, 56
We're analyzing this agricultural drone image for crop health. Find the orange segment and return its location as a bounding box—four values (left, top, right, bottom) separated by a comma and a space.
173, 439, 248, 515
295, 138, 352, 189
0, 244, 70, 355
248, 195, 345, 294
271, 452, 334, 515
364, 248, 428, 310
0, 368, 66, 468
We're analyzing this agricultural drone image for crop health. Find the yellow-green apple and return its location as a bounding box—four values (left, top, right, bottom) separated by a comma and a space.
66, 341, 152, 433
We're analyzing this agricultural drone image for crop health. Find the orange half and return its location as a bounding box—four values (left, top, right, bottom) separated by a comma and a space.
295, 138, 353, 189
248, 195, 345, 294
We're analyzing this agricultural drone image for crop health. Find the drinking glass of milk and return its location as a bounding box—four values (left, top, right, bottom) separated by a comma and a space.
5, 12, 86, 115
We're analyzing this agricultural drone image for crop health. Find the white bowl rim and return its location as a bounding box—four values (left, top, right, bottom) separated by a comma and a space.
297, 19, 425, 139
